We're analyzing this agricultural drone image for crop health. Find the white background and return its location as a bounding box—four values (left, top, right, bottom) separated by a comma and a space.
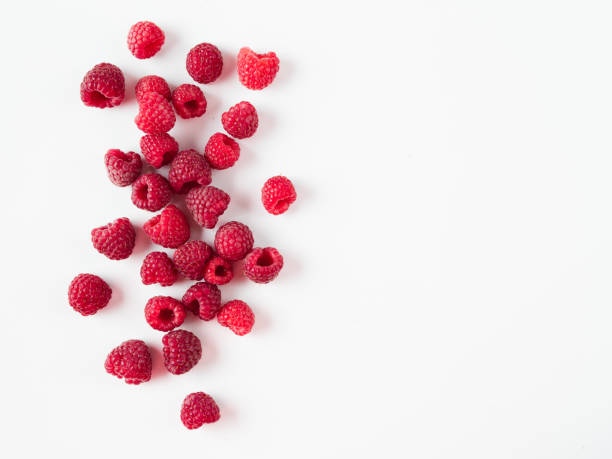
2, 0, 612, 457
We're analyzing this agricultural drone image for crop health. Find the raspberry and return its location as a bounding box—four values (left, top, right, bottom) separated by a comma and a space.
105, 340, 152, 385
185, 185, 230, 229
140, 133, 178, 168
91, 217, 136, 260
203, 256, 233, 285
221, 101, 258, 139
186, 43, 223, 84
135, 75, 171, 103
145, 296, 186, 331
131, 173, 172, 212
144, 205, 190, 248
168, 149, 211, 193
172, 84, 207, 119
217, 300, 255, 336
237, 47, 280, 90
182, 282, 221, 321
135, 92, 176, 134
162, 329, 202, 375
140, 251, 177, 286
181, 392, 220, 429
68, 273, 112, 316
80, 63, 124, 108
104, 149, 142, 187
127, 21, 165, 59
244, 247, 284, 283
214, 221, 254, 261
261, 175, 297, 215
173, 240, 213, 280
204, 133, 240, 170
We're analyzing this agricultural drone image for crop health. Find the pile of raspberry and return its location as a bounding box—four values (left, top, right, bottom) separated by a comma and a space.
72, 21, 297, 430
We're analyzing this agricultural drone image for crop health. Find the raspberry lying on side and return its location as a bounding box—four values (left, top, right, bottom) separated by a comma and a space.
204, 133, 240, 170
91, 217, 136, 260
140, 133, 178, 168
261, 175, 297, 215
173, 240, 213, 280
181, 392, 220, 429
127, 21, 165, 59
144, 204, 190, 248
104, 149, 142, 187
172, 84, 207, 119
135, 92, 176, 134
135, 75, 171, 103
186, 43, 223, 84
221, 101, 258, 139
80, 63, 125, 108
131, 173, 172, 212
145, 296, 186, 331
68, 273, 112, 316
140, 251, 177, 287
214, 221, 254, 261
185, 185, 230, 228
237, 47, 280, 90
204, 256, 233, 285
217, 300, 255, 336
244, 247, 284, 283
105, 340, 152, 385
182, 282, 221, 321
168, 149, 211, 193
162, 329, 202, 375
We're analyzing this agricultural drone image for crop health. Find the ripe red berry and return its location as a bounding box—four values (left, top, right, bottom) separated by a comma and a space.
244, 247, 284, 283
182, 282, 221, 321
173, 240, 213, 280
127, 21, 165, 59
68, 273, 112, 316
172, 84, 207, 119
186, 43, 223, 84
181, 392, 220, 429
91, 217, 136, 260
131, 173, 172, 212
261, 175, 297, 215
237, 47, 280, 90
104, 149, 142, 187
105, 340, 152, 385
217, 300, 255, 336
168, 149, 211, 193
135, 92, 176, 134
140, 251, 177, 287
135, 75, 171, 103
214, 221, 254, 261
203, 256, 233, 285
80, 63, 125, 108
185, 185, 230, 229
145, 296, 186, 331
162, 329, 202, 375
221, 101, 258, 139
144, 205, 190, 248
140, 133, 178, 168
204, 133, 240, 170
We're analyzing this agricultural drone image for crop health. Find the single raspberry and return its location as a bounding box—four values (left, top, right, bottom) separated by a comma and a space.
68, 273, 112, 316
162, 329, 202, 375
104, 149, 142, 187
135, 92, 176, 134
127, 21, 165, 59
204, 133, 240, 170
214, 221, 254, 261
80, 63, 125, 108
145, 296, 186, 331
91, 217, 136, 260
135, 75, 171, 103
140, 251, 177, 286
261, 175, 297, 215
185, 185, 230, 229
182, 282, 221, 321
172, 84, 207, 119
143, 205, 190, 248
203, 256, 233, 285
217, 300, 255, 336
186, 43, 223, 84
140, 133, 178, 168
244, 247, 284, 283
131, 173, 172, 212
221, 101, 258, 139
181, 392, 220, 429
237, 47, 280, 90
173, 240, 213, 280
105, 340, 152, 385
168, 149, 211, 193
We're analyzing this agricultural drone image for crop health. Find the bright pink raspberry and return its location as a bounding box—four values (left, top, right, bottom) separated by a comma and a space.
173, 240, 213, 280
181, 392, 220, 429
221, 101, 258, 139
143, 204, 190, 248
80, 63, 125, 108
135, 75, 171, 103
185, 185, 230, 229
261, 175, 297, 215
217, 300, 255, 336
162, 329, 202, 375
91, 217, 136, 260
135, 92, 176, 134
168, 149, 211, 193
204, 133, 240, 170
104, 149, 142, 187
140, 252, 177, 286
131, 173, 172, 212
186, 43, 223, 84
127, 21, 165, 59
140, 133, 178, 168
145, 296, 186, 331
172, 84, 207, 119
214, 221, 254, 261
203, 256, 233, 285
237, 47, 280, 90
182, 282, 221, 321
244, 247, 284, 283
68, 273, 112, 316
105, 340, 152, 385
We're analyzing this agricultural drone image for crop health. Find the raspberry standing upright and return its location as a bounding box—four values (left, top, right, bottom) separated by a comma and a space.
214, 221, 254, 261
186, 43, 223, 84
68, 273, 112, 316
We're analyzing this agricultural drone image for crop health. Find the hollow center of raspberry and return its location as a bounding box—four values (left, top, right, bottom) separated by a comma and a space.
256, 251, 274, 267
214, 265, 226, 276
159, 308, 175, 322
184, 100, 200, 112
88, 90, 109, 106
136, 185, 149, 200
273, 198, 292, 213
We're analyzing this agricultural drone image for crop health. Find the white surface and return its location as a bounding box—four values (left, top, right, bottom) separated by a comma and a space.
2, 0, 612, 457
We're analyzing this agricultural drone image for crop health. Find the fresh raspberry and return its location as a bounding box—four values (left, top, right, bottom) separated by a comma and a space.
131, 173, 172, 212
261, 175, 297, 215
105, 340, 152, 385
186, 43, 223, 84
221, 101, 258, 139
204, 133, 240, 170
244, 247, 284, 283
203, 256, 233, 285
237, 47, 280, 90
181, 392, 220, 429
182, 282, 221, 321
145, 296, 186, 331
140, 251, 177, 286
185, 185, 230, 229
140, 133, 178, 168
68, 273, 112, 316
214, 221, 254, 261
127, 21, 165, 59
135, 75, 171, 103
172, 84, 207, 119
217, 300, 255, 336
91, 217, 136, 260
104, 149, 142, 187
135, 92, 176, 134
162, 329, 202, 375
168, 149, 211, 193
143, 205, 190, 248
80, 63, 125, 108
173, 240, 213, 280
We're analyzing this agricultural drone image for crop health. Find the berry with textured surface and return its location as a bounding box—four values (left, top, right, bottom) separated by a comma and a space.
105, 340, 152, 385
168, 149, 211, 193
203, 256, 233, 285
181, 392, 220, 429
173, 240, 213, 280
140, 252, 177, 286
244, 247, 284, 283
162, 329, 202, 375
172, 84, 207, 119
68, 273, 112, 316
185, 185, 230, 229
217, 300, 255, 336
127, 21, 164, 59
140, 133, 178, 168
214, 221, 254, 261
104, 149, 142, 187
144, 205, 190, 248
80, 63, 125, 108
261, 175, 297, 215
131, 173, 172, 212
204, 133, 240, 170
237, 47, 280, 90
145, 296, 186, 331
135, 75, 171, 103
91, 217, 136, 260
221, 101, 258, 139
135, 92, 176, 134
182, 282, 221, 320
186, 43, 223, 84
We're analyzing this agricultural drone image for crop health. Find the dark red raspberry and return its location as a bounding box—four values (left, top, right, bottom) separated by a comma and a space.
145, 296, 186, 331
186, 43, 223, 84
185, 185, 230, 229
173, 240, 213, 280
68, 273, 112, 316
91, 217, 136, 260
204, 133, 240, 169
140, 251, 177, 286
182, 282, 221, 321
261, 175, 297, 215
181, 392, 220, 429
144, 205, 190, 248
127, 21, 165, 59
172, 84, 207, 119
140, 133, 178, 168
162, 329, 202, 375
135, 92, 176, 134
131, 173, 172, 212
221, 101, 258, 139
244, 247, 284, 283
204, 256, 233, 285
105, 340, 152, 385
135, 75, 171, 103
214, 221, 254, 261
217, 300, 255, 336
80, 63, 125, 108
104, 149, 142, 187
237, 47, 280, 90
168, 149, 211, 193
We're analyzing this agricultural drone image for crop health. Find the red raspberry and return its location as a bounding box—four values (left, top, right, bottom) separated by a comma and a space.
80, 63, 125, 108
144, 205, 190, 248
91, 217, 136, 260
131, 173, 172, 212
162, 329, 202, 375
261, 175, 297, 215
221, 101, 258, 139
217, 300, 255, 336
140, 133, 178, 168
185, 185, 230, 229
104, 149, 142, 187
182, 282, 221, 321
105, 340, 152, 385
68, 273, 112, 316
181, 392, 220, 429
186, 43, 223, 84
135, 92, 176, 134
244, 247, 284, 283
140, 251, 177, 286
127, 21, 165, 59
172, 84, 207, 119
145, 296, 186, 331
173, 240, 213, 280
168, 149, 211, 193
203, 256, 233, 285
237, 47, 280, 90
135, 75, 171, 103
214, 221, 254, 261
204, 133, 240, 170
